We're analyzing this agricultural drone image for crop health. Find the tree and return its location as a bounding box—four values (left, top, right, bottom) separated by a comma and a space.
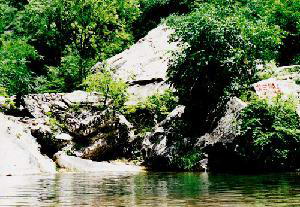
166, 2, 284, 132
10, 0, 140, 92
0, 36, 39, 99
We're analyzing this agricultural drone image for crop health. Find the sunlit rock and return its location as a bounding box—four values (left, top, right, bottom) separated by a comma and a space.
197, 97, 247, 147
0, 113, 56, 176
142, 105, 185, 168
54, 152, 144, 172
92, 25, 181, 104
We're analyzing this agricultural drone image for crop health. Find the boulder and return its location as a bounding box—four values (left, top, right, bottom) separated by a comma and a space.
142, 105, 186, 168
196, 97, 247, 147
142, 98, 247, 171
253, 78, 300, 100
80, 114, 134, 161
55, 133, 72, 141
54, 152, 144, 172
0, 113, 56, 176
81, 137, 110, 160
62, 91, 102, 105
28, 117, 72, 156
92, 25, 181, 104
23, 91, 105, 119
22, 91, 110, 139
18, 91, 136, 161
196, 97, 247, 172
60, 109, 109, 138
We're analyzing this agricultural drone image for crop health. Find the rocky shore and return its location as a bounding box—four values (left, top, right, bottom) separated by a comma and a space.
1, 25, 299, 175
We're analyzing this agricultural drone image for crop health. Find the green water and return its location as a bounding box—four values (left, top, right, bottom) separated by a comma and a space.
0, 172, 299, 206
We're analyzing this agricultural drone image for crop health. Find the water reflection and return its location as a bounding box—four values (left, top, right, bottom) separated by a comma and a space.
0, 172, 299, 206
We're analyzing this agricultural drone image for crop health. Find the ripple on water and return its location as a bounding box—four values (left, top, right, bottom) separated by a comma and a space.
0, 172, 299, 206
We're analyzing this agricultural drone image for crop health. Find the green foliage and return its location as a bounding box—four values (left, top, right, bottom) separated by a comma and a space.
167, 2, 283, 103
125, 90, 178, 134
0, 97, 17, 113
45, 111, 66, 132
173, 148, 203, 171
17, 0, 140, 60
5, 0, 28, 9
292, 55, 300, 65
35, 51, 96, 93
237, 97, 300, 170
83, 69, 128, 111
0, 0, 141, 95
219, 0, 300, 65
145, 89, 178, 122
0, 2, 17, 33
133, 0, 192, 39
0, 36, 39, 96
269, 0, 300, 65
160, 119, 203, 171
0, 86, 7, 97
239, 90, 257, 102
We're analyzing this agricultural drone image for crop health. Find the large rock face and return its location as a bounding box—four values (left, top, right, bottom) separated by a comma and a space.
195, 97, 247, 171
0, 113, 56, 176
19, 91, 134, 161
142, 105, 186, 169
23, 91, 108, 138
92, 25, 180, 104
197, 97, 247, 147
23, 90, 104, 119
142, 98, 247, 171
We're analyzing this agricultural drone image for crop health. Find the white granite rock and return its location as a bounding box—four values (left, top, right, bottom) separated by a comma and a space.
54, 152, 144, 172
0, 113, 56, 176
93, 25, 181, 104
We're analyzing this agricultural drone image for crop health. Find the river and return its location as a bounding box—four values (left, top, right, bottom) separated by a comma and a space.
0, 172, 299, 206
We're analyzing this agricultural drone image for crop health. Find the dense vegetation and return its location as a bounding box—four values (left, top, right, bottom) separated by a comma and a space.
164, 0, 300, 170
0, 0, 140, 96
0, 0, 194, 97
238, 97, 300, 171
0, 0, 299, 171
166, 0, 299, 133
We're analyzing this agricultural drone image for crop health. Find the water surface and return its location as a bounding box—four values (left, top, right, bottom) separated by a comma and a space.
0, 172, 299, 206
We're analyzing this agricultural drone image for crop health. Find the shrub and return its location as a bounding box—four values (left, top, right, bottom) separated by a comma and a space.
165, 1, 284, 133
173, 147, 204, 171
237, 97, 300, 170
0, 2, 17, 33
17, 0, 141, 61
83, 70, 128, 112
0, 87, 16, 113
292, 55, 300, 65
0, 86, 7, 97
161, 119, 203, 171
125, 90, 178, 134
269, 0, 300, 65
